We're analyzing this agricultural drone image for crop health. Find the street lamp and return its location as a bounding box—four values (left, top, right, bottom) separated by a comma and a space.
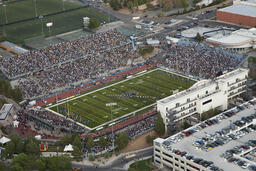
34, 0, 38, 17
3, 4, 8, 24
62, 0, 66, 11
106, 102, 117, 153
39, 15, 44, 34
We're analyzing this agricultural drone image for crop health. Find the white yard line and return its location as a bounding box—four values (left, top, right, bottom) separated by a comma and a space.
45, 108, 92, 131
46, 67, 196, 130
46, 68, 158, 108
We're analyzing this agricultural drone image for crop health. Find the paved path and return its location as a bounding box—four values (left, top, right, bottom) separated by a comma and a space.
72, 146, 153, 170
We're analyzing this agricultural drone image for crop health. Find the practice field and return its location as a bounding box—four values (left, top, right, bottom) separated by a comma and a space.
1, 6, 115, 44
47, 69, 196, 129
0, 0, 81, 25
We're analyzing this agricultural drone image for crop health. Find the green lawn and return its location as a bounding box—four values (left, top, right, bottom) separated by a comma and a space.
0, 0, 81, 25
48, 69, 196, 129
1, 7, 115, 44
128, 158, 157, 171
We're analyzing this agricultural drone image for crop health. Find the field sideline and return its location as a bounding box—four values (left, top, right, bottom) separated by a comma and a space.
46, 68, 196, 130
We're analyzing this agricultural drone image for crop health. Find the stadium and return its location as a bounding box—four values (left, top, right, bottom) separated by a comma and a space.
45, 68, 196, 130
0, 25, 247, 135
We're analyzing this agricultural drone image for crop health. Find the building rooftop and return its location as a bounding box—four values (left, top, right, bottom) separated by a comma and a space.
0, 104, 13, 120
219, 4, 256, 18
158, 68, 247, 105
158, 99, 256, 171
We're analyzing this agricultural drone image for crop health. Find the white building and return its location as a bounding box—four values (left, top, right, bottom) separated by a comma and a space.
233, 0, 256, 6
206, 28, 256, 52
154, 98, 256, 171
157, 68, 248, 128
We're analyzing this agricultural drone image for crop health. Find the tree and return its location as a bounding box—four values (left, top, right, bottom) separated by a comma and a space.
24, 134, 40, 156
194, 32, 204, 42
56, 156, 72, 171
146, 135, 156, 145
110, 0, 121, 10
46, 156, 71, 171
183, 121, 191, 129
115, 132, 129, 151
88, 154, 95, 161
36, 158, 47, 171
0, 161, 6, 171
10, 164, 24, 171
72, 146, 83, 161
86, 137, 95, 150
154, 112, 165, 136
72, 135, 82, 150
10, 134, 23, 154
58, 135, 72, 146
4, 141, 15, 158
98, 136, 107, 148
25, 141, 40, 156
88, 18, 100, 29
11, 153, 32, 171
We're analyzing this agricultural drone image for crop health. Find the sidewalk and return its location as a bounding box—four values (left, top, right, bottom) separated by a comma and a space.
72, 146, 153, 168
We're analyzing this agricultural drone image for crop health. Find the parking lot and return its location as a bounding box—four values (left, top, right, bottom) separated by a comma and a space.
162, 98, 256, 171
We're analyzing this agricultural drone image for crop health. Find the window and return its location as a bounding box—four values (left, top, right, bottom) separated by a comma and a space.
155, 148, 160, 152
206, 90, 208, 94
175, 158, 178, 161
155, 142, 160, 147
187, 98, 190, 102
163, 158, 173, 164
202, 99, 212, 105
176, 103, 180, 107
166, 107, 168, 111
155, 154, 160, 158
155, 160, 160, 164
163, 152, 173, 158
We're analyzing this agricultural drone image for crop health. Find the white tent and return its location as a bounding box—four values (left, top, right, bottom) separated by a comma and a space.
35, 135, 42, 140
0, 137, 11, 145
13, 120, 19, 128
64, 144, 73, 152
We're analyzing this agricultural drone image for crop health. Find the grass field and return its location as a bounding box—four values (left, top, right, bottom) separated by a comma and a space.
128, 158, 156, 171
47, 69, 196, 129
0, 0, 81, 24
1, 7, 114, 44
0, 0, 115, 44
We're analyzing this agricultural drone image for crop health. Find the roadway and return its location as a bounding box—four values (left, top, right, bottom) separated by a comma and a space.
72, 147, 153, 171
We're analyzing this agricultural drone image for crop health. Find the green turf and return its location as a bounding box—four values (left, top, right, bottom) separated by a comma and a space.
128, 158, 157, 171
48, 69, 196, 128
0, 0, 81, 25
1, 7, 115, 44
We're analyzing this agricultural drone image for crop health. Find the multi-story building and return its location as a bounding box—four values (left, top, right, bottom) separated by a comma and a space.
157, 68, 248, 128
154, 99, 256, 171
217, 0, 256, 27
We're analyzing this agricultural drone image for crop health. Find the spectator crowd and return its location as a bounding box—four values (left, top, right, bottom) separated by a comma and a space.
0, 29, 129, 78
17, 108, 88, 133
18, 44, 138, 98
155, 39, 244, 79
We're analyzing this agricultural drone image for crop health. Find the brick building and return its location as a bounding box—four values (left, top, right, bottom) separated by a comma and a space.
217, 4, 256, 27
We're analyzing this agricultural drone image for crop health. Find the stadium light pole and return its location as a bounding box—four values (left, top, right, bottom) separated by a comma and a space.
106, 102, 117, 153
34, 0, 38, 17
39, 16, 44, 34
3, 4, 8, 24
62, 0, 65, 11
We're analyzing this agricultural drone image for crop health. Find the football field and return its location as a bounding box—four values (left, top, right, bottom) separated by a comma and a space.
46, 68, 196, 129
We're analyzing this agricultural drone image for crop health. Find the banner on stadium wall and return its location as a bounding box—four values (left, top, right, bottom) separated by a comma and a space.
40, 144, 48, 152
